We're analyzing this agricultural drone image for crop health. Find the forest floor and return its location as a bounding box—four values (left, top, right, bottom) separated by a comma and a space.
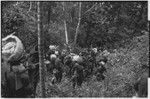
36, 59, 136, 97
36, 71, 108, 97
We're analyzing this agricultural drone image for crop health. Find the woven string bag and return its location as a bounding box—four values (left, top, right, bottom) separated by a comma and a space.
2, 34, 24, 62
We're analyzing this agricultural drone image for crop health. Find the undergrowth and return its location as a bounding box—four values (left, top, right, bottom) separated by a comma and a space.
36, 32, 149, 97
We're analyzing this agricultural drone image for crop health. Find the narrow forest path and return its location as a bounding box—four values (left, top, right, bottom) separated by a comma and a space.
36, 71, 106, 97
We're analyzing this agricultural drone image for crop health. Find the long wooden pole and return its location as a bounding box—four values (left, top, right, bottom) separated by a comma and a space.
37, 1, 46, 97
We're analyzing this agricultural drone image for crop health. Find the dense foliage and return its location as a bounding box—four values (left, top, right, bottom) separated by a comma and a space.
36, 31, 149, 97
1, 1, 149, 97
1, 1, 148, 50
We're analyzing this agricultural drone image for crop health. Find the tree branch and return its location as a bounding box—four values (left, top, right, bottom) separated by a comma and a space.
27, 2, 32, 13
13, 2, 37, 22
82, 3, 97, 16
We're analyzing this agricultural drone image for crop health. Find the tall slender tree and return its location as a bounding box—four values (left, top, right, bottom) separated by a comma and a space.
37, 1, 46, 97
74, 2, 82, 47
63, 2, 69, 45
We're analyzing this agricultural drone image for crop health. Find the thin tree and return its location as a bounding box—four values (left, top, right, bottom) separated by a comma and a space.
37, 1, 46, 97
74, 2, 82, 47
63, 2, 69, 45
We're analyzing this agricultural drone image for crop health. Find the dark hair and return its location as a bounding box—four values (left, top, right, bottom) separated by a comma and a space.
8, 60, 20, 66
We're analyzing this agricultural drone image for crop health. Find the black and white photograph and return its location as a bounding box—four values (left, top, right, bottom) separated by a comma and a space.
1, 0, 149, 98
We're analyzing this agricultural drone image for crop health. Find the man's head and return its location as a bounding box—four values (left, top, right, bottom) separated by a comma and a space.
50, 54, 57, 61
8, 53, 27, 66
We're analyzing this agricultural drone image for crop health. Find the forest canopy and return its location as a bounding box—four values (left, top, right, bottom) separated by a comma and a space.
1, 1, 148, 51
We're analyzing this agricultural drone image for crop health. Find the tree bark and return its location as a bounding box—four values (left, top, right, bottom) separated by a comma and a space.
64, 21, 68, 44
63, 2, 68, 45
37, 1, 46, 97
74, 2, 82, 47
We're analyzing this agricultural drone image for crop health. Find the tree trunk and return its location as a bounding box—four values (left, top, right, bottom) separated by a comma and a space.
64, 21, 68, 45
74, 2, 82, 47
63, 2, 68, 45
37, 1, 46, 97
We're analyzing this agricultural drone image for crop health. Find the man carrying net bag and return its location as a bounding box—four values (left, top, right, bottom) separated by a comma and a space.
2, 34, 32, 97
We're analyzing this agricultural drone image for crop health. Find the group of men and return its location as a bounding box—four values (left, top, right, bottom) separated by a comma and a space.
45, 45, 108, 89
2, 42, 148, 97
45, 45, 148, 98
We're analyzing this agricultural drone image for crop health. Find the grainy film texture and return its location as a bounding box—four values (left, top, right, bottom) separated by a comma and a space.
1, 1, 149, 98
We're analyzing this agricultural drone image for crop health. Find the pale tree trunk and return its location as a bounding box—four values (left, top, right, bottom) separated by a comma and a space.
64, 21, 68, 45
37, 1, 46, 97
63, 2, 68, 45
74, 2, 82, 47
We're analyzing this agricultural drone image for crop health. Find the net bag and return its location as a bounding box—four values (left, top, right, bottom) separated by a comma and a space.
2, 34, 24, 62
